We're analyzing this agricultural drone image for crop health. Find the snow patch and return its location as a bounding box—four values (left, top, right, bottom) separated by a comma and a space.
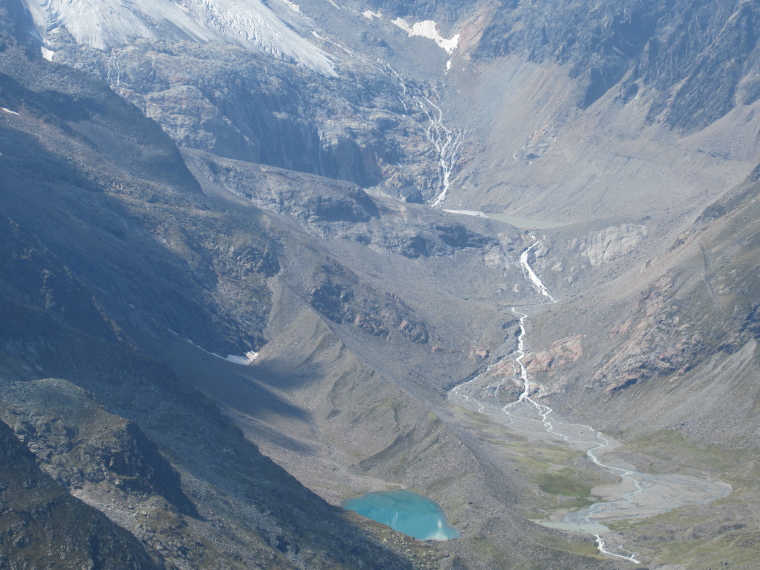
22, 0, 336, 76
392, 18, 459, 54
40, 46, 55, 61
225, 351, 259, 365
180, 335, 258, 366
362, 10, 381, 20
1, 107, 19, 116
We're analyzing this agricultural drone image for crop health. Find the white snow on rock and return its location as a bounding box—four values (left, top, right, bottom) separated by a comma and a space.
225, 351, 259, 365
40, 46, 55, 61
392, 18, 459, 54
362, 10, 381, 20
177, 333, 259, 366
1, 107, 20, 115
21, 0, 336, 76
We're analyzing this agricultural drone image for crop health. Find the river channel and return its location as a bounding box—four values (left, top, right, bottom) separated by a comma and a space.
447, 236, 731, 564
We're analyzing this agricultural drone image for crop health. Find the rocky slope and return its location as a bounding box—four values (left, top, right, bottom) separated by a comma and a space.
551, 165, 760, 444
478, 0, 760, 130
0, 28, 421, 569
0, 418, 159, 569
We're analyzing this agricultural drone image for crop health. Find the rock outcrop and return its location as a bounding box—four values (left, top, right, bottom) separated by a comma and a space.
0, 418, 160, 569
478, 0, 760, 132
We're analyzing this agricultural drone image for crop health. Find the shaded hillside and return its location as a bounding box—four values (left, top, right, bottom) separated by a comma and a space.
0, 41, 274, 355
0, 27, 416, 569
0, 418, 160, 569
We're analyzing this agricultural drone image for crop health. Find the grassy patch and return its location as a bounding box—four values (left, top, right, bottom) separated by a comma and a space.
458, 406, 608, 513
537, 531, 605, 560
626, 429, 760, 484
537, 469, 594, 506
498, 439, 583, 470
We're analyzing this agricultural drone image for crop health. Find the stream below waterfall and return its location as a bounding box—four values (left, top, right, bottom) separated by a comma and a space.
447, 236, 731, 564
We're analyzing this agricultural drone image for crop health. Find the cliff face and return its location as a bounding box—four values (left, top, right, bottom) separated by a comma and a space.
48, 34, 441, 199
478, 0, 760, 132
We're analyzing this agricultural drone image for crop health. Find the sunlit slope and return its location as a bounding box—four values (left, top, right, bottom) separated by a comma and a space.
579, 165, 760, 443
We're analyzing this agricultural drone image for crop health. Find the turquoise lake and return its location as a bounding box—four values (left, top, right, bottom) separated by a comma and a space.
343, 490, 460, 541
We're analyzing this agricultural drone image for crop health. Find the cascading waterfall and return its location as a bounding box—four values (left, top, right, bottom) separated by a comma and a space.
368, 61, 463, 207
413, 95, 464, 208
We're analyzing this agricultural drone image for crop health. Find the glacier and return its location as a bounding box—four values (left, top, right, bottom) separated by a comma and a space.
21, 0, 336, 76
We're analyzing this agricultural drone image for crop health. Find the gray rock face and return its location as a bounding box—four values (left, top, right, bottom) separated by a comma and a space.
364, 0, 466, 28
50, 38, 441, 199
190, 151, 380, 223
1, 379, 198, 517
478, 0, 760, 132
579, 223, 648, 266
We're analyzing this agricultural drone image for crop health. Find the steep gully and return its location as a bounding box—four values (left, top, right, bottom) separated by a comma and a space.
448, 237, 731, 564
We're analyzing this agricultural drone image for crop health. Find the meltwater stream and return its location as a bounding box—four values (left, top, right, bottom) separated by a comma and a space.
448, 235, 730, 564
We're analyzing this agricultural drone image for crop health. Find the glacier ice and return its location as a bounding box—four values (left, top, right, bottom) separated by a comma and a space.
22, 0, 336, 76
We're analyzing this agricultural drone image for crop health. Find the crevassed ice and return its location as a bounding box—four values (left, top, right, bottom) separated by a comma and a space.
21, 0, 336, 76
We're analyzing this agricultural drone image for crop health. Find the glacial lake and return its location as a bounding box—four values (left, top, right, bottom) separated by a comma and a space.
484, 213, 568, 229
343, 490, 460, 540
443, 209, 568, 230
